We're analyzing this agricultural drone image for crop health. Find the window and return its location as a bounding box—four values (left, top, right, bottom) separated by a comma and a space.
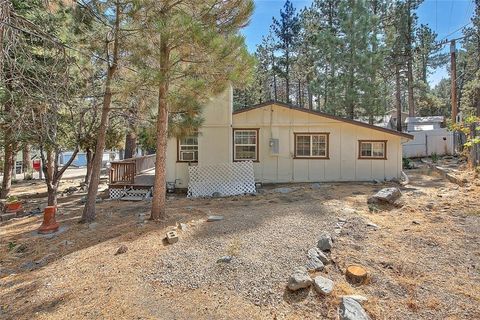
294, 133, 329, 158
233, 129, 259, 161
178, 136, 198, 162
358, 140, 386, 159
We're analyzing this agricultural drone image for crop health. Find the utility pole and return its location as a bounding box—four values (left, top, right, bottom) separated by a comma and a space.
450, 39, 457, 123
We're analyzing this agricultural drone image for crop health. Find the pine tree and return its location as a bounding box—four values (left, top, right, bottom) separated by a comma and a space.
130, 0, 254, 220
272, 0, 300, 103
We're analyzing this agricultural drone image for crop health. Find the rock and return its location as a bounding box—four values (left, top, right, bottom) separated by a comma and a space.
179, 223, 188, 231
310, 183, 322, 189
307, 247, 330, 265
412, 220, 420, 225
274, 187, 293, 194
287, 267, 312, 291
338, 217, 347, 223
34, 253, 55, 266
426, 203, 434, 209
20, 261, 35, 271
313, 276, 334, 295
340, 295, 368, 304
88, 222, 98, 230
366, 222, 378, 228
305, 256, 324, 271
367, 187, 401, 205
317, 233, 333, 251
115, 244, 128, 255
166, 231, 179, 244
212, 192, 222, 198
339, 297, 370, 320
207, 215, 224, 222
217, 256, 232, 263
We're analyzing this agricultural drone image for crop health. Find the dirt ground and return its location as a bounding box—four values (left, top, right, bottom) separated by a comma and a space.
1, 165, 479, 320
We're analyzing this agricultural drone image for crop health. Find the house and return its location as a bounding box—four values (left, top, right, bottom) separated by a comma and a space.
356, 115, 395, 130
404, 116, 445, 132
165, 87, 413, 189
402, 116, 453, 157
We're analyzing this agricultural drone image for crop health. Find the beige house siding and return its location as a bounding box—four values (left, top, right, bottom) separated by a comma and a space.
165, 87, 410, 186
232, 104, 404, 183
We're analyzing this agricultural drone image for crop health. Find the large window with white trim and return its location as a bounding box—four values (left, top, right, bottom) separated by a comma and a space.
178, 136, 198, 162
233, 129, 259, 161
294, 133, 329, 158
358, 140, 386, 159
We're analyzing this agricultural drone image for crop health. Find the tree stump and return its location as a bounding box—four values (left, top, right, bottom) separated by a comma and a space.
346, 265, 368, 285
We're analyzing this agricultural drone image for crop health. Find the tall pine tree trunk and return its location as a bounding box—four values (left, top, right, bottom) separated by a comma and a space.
1, 82, 15, 198
407, 59, 415, 116
81, 2, 120, 222
406, 0, 415, 117
150, 40, 169, 221
395, 64, 403, 132
44, 149, 58, 206
84, 147, 93, 185
124, 131, 137, 159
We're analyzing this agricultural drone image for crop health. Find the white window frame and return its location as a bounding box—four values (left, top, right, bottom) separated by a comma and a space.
294, 133, 329, 159
358, 140, 386, 159
233, 129, 258, 161
178, 136, 198, 162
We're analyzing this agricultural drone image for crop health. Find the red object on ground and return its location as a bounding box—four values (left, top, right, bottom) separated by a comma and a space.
38, 206, 60, 234
5, 201, 22, 213
33, 160, 41, 172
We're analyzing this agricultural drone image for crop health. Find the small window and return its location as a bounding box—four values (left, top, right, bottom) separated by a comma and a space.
359, 140, 386, 159
294, 133, 329, 158
178, 136, 198, 162
233, 129, 258, 161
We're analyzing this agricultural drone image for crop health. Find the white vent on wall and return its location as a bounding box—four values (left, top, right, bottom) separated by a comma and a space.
269, 138, 279, 155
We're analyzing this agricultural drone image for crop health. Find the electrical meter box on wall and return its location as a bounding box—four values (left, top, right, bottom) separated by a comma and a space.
269, 138, 279, 155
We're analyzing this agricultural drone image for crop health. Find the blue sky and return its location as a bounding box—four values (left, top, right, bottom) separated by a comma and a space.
242, 0, 476, 86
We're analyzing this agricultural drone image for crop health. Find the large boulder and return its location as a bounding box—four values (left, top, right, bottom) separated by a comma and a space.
287, 266, 312, 291
367, 187, 401, 205
313, 276, 334, 295
339, 297, 370, 320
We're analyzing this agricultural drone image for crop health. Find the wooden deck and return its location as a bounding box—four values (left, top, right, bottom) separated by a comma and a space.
108, 155, 156, 189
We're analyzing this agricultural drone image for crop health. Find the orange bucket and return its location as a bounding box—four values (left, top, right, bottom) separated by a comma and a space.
38, 206, 60, 234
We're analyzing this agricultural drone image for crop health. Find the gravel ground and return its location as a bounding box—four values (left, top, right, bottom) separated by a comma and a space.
1, 166, 479, 319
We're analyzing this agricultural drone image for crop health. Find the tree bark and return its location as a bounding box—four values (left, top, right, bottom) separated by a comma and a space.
395, 64, 403, 132
150, 40, 169, 221
84, 147, 93, 185
22, 144, 33, 179
124, 130, 137, 159
81, 1, 120, 223
1, 141, 14, 198
406, 0, 415, 117
44, 149, 58, 206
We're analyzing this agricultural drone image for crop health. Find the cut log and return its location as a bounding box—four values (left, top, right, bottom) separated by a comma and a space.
346, 265, 367, 285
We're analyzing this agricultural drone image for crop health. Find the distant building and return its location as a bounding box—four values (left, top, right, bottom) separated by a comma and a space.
404, 116, 445, 132
356, 115, 395, 130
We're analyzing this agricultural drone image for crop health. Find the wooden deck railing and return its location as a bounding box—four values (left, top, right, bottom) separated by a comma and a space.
109, 154, 156, 185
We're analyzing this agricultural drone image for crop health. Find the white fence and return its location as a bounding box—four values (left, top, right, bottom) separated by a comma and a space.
187, 161, 256, 198
403, 128, 454, 158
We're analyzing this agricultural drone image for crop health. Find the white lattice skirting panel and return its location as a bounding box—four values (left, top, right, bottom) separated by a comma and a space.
187, 161, 256, 198
109, 187, 127, 199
